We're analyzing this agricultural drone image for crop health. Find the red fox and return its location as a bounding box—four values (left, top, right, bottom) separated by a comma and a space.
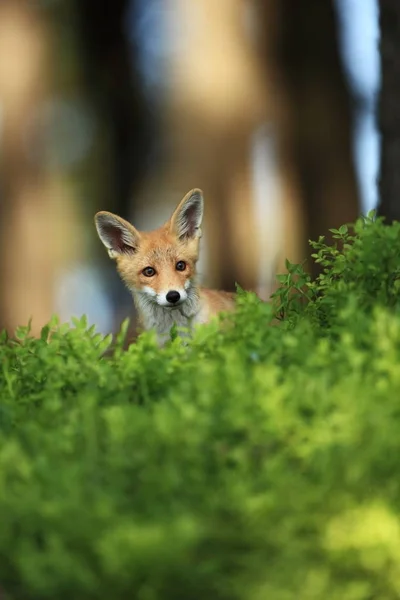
94, 189, 236, 344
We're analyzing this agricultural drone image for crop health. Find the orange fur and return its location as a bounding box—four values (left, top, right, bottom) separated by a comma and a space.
94, 189, 236, 344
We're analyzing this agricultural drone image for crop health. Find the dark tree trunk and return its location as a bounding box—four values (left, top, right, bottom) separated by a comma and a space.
260, 0, 361, 278
75, 0, 155, 333
76, 0, 154, 218
377, 0, 400, 223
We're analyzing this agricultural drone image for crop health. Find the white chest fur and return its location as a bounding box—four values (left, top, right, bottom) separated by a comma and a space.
133, 290, 207, 345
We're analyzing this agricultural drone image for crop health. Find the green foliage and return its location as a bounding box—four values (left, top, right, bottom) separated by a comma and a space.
1, 213, 400, 599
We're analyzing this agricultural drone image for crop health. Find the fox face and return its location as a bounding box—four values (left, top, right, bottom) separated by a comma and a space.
94, 189, 204, 310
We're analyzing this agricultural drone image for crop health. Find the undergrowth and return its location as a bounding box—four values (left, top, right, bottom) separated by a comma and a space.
1, 212, 400, 599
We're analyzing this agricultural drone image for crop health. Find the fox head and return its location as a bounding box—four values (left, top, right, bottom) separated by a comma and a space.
94, 188, 204, 309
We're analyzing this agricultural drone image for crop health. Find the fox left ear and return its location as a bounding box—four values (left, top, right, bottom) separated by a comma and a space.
170, 188, 204, 241
94, 211, 140, 259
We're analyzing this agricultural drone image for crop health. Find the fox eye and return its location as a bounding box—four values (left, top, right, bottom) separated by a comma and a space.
142, 266, 156, 277
176, 261, 186, 271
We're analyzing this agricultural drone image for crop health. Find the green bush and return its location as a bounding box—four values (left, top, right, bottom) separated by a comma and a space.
1, 213, 400, 599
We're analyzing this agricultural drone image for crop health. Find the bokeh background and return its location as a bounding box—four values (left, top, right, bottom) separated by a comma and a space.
0, 0, 381, 337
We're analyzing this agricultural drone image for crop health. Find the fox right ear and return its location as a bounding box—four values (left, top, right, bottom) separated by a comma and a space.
170, 188, 204, 241
94, 211, 140, 259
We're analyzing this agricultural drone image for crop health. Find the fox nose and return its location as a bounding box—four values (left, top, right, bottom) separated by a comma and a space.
166, 290, 181, 304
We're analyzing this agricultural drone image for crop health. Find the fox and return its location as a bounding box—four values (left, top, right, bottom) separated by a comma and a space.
94, 188, 236, 345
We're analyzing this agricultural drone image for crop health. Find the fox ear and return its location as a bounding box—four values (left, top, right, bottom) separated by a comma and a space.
170, 188, 204, 241
94, 211, 140, 259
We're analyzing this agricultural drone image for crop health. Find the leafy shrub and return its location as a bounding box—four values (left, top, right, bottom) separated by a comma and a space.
1, 213, 400, 599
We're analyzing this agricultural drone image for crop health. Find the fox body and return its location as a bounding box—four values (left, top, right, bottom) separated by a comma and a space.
95, 189, 236, 344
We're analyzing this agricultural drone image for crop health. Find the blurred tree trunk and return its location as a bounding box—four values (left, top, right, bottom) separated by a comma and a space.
0, 1, 60, 335
76, 0, 154, 333
261, 0, 360, 278
376, 0, 400, 223
76, 0, 153, 216
155, 0, 267, 294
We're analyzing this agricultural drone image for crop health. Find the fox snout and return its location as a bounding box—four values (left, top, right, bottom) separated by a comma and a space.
166, 290, 181, 304
142, 285, 189, 308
